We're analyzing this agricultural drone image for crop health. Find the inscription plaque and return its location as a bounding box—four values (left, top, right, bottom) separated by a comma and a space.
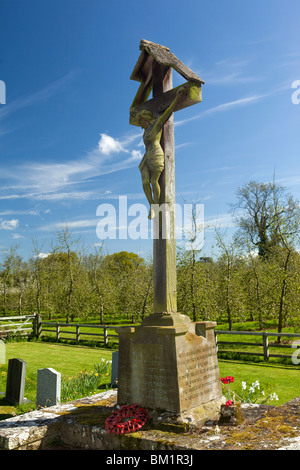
116, 321, 222, 414
177, 344, 221, 410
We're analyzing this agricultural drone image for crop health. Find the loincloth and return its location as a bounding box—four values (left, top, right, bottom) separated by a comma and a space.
139, 152, 164, 173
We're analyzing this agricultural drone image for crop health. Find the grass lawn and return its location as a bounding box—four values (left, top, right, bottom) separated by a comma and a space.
219, 359, 299, 406
3, 341, 112, 378
0, 341, 113, 419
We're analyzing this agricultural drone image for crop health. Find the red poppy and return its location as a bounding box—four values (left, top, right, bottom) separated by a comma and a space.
225, 400, 233, 407
221, 377, 228, 384
226, 376, 234, 383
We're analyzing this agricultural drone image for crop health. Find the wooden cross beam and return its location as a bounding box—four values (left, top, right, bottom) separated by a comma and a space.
129, 40, 204, 324
130, 81, 202, 126
130, 39, 204, 126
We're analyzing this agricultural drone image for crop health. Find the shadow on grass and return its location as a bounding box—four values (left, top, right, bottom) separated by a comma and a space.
0, 397, 17, 420
219, 357, 300, 370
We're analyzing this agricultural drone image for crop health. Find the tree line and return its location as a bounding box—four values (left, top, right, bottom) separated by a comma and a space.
0, 180, 299, 334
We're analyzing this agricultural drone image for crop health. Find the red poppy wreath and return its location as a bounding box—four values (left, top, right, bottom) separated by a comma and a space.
105, 404, 149, 435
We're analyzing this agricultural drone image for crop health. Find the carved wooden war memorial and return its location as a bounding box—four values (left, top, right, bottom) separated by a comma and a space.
116, 40, 224, 424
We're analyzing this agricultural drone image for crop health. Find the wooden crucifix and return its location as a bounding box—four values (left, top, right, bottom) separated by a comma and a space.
130, 40, 204, 323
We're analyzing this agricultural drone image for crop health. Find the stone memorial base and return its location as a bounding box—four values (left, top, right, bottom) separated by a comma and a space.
1, 390, 298, 450
116, 314, 224, 425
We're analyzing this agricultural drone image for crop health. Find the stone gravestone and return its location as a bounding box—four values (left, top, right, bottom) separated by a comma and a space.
111, 351, 118, 387
36, 368, 61, 408
116, 40, 224, 425
0, 340, 5, 396
5, 358, 27, 405
0, 340, 5, 366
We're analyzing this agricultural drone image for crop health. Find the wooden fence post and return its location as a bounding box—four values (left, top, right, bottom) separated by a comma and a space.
32, 313, 37, 338
38, 315, 42, 339
76, 325, 80, 344
34, 314, 42, 339
56, 324, 60, 342
263, 332, 269, 361
104, 326, 108, 346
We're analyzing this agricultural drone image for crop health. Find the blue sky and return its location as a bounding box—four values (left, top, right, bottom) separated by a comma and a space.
0, 0, 299, 260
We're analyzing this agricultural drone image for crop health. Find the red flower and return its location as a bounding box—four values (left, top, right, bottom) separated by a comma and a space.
226, 376, 234, 383
226, 400, 233, 407
221, 376, 234, 384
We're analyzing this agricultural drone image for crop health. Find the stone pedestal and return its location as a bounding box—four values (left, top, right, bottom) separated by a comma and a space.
116, 315, 223, 422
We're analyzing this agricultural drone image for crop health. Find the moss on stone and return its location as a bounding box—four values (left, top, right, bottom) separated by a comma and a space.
155, 438, 177, 449
155, 421, 190, 434
225, 411, 298, 449
235, 402, 244, 425
118, 432, 145, 450
57, 400, 116, 427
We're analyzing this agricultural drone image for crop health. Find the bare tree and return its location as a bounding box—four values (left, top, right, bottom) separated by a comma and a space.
89, 242, 106, 325
56, 225, 82, 323
232, 180, 300, 259
0, 246, 18, 316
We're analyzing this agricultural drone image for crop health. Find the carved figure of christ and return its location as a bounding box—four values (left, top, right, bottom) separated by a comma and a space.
135, 86, 186, 219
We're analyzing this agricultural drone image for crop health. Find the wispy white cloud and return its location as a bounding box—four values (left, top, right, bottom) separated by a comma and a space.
0, 70, 77, 123
29, 191, 96, 201
0, 209, 39, 216
130, 149, 143, 161
0, 71, 78, 142
272, 51, 300, 70
175, 94, 266, 127
0, 218, 19, 230
0, 88, 267, 203
205, 165, 241, 174
208, 73, 259, 85
0, 131, 143, 201
39, 218, 98, 232
243, 36, 275, 46
39, 218, 99, 232
12, 233, 24, 239
197, 57, 262, 87
0, 128, 11, 138
0, 71, 278, 207
276, 175, 300, 189
205, 213, 236, 230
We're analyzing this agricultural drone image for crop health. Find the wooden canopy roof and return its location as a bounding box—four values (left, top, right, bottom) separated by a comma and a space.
130, 39, 205, 85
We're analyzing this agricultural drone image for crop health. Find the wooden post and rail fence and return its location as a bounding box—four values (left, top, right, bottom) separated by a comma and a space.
0, 314, 299, 362
215, 329, 300, 362
39, 319, 118, 345
0, 314, 118, 346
